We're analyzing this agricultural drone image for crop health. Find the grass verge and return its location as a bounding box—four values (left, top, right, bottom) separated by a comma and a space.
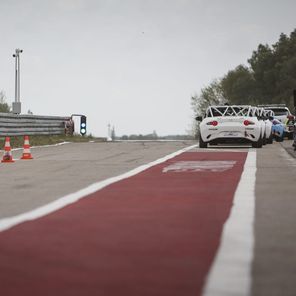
0, 134, 106, 149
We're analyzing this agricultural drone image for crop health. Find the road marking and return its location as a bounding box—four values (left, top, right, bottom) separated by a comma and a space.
0, 144, 198, 232
0, 150, 247, 296
202, 150, 256, 296
30, 141, 71, 149
163, 160, 236, 173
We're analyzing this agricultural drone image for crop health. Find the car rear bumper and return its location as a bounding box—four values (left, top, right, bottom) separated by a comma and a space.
201, 128, 260, 143
208, 137, 257, 145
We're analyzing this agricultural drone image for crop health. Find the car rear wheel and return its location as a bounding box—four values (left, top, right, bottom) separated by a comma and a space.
252, 136, 263, 148
267, 133, 273, 144
199, 134, 208, 148
288, 133, 294, 140
262, 133, 267, 145
278, 134, 284, 142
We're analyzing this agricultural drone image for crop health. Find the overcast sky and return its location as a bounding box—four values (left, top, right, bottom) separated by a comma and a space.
0, 0, 296, 137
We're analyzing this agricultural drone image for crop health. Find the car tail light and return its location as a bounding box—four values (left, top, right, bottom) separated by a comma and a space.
207, 120, 218, 126
287, 115, 295, 120
243, 120, 255, 126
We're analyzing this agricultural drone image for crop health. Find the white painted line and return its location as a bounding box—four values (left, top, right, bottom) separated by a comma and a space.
202, 150, 256, 296
30, 141, 71, 149
0, 144, 198, 232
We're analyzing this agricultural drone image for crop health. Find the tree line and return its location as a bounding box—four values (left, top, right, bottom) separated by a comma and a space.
192, 29, 296, 122
119, 132, 193, 141
0, 91, 10, 113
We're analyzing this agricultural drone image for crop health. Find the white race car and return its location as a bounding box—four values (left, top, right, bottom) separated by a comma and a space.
259, 104, 295, 139
253, 107, 266, 144
256, 107, 273, 144
196, 105, 263, 148
263, 109, 274, 144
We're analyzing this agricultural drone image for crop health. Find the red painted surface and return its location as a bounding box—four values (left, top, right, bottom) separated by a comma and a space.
0, 151, 247, 296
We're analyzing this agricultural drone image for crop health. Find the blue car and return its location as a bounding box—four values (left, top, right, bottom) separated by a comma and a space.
272, 119, 285, 142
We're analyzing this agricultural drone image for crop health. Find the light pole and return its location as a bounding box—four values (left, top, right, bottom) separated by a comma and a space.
107, 123, 112, 141
12, 48, 23, 114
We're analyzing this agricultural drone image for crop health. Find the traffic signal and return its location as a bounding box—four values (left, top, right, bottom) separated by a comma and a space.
80, 115, 87, 135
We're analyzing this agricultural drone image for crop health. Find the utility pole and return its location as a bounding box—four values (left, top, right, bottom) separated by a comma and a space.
12, 48, 23, 114
107, 123, 112, 141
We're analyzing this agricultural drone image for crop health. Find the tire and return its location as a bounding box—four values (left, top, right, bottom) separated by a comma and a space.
267, 133, 273, 144
199, 134, 208, 148
252, 136, 263, 148
278, 134, 284, 142
262, 133, 267, 145
288, 133, 294, 140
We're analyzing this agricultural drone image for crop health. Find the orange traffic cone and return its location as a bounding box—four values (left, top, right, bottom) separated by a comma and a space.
1, 137, 14, 163
21, 136, 33, 160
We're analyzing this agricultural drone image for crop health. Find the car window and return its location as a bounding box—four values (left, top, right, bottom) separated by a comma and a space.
267, 108, 289, 116
212, 108, 225, 117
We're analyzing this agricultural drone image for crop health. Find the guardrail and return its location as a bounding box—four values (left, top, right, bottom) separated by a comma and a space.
0, 113, 73, 136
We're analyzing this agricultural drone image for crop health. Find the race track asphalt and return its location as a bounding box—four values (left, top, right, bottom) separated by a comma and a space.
0, 140, 295, 295
252, 141, 296, 296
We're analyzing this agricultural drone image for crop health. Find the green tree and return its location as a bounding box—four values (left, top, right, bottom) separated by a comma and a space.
247, 29, 296, 109
191, 79, 226, 117
221, 65, 256, 105
0, 91, 11, 113
192, 28, 296, 125
248, 43, 275, 101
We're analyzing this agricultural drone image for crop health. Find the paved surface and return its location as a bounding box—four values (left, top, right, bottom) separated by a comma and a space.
0, 140, 296, 295
252, 141, 296, 296
0, 151, 247, 296
0, 141, 193, 218
280, 139, 296, 158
